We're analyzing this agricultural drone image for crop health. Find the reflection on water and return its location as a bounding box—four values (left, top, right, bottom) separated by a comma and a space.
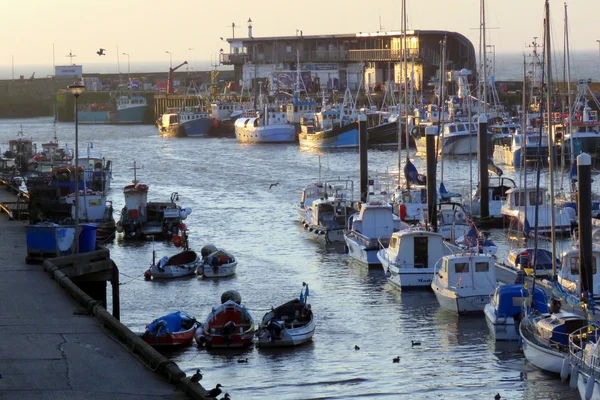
0, 118, 581, 399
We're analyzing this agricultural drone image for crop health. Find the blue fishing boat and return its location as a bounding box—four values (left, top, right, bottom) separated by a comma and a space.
298, 117, 359, 149
116, 94, 148, 123
141, 311, 199, 347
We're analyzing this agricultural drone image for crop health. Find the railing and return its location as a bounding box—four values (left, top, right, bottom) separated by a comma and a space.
220, 48, 421, 64
569, 325, 600, 377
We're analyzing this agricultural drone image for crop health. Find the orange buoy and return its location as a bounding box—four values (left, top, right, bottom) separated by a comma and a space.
212, 119, 219, 127
144, 270, 152, 280
172, 236, 182, 247
179, 223, 187, 231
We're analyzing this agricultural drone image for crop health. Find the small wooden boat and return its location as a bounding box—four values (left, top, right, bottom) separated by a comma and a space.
141, 311, 199, 347
146, 230, 200, 279
196, 293, 255, 348
256, 283, 315, 348
197, 245, 237, 278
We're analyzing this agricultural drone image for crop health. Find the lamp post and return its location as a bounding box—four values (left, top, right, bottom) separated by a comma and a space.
165, 50, 172, 69
67, 83, 85, 254
122, 52, 130, 83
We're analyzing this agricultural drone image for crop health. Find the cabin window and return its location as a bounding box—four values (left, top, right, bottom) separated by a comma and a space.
457, 124, 465, 131
569, 256, 597, 275
454, 262, 469, 273
508, 253, 517, 265
449, 125, 457, 133
414, 237, 428, 268
475, 262, 489, 272
513, 192, 525, 207
529, 191, 544, 206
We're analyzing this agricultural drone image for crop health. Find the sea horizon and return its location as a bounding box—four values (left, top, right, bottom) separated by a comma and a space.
0, 51, 598, 82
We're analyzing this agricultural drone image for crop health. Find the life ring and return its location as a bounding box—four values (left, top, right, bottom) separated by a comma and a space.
401, 193, 412, 203
455, 210, 465, 220
410, 126, 420, 138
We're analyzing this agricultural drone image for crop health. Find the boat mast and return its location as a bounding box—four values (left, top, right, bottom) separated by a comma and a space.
564, 3, 575, 195
397, 0, 406, 189
521, 55, 527, 236
481, 0, 488, 116
402, 0, 410, 163
544, 0, 558, 278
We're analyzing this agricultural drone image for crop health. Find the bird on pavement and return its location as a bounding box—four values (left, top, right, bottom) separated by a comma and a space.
268, 182, 279, 189
190, 369, 202, 383
96, 48, 106, 56
206, 384, 223, 398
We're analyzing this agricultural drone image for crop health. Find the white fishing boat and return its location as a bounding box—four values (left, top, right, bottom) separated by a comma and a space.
256, 283, 315, 348
484, 284, 549, 341
492, 127, 550, 167
145, 230, 200, 279
568, 325, 600, 400
75, 143, 112, 191
519, 310, 587, 373
556, 247, 600, 299
431, 253, 496, 314
294, 182, 327, 221
439, 121, 480, 155
344, 199, 404, 265
197, 245, 237, 278
500, 187, 575, 235
234, 105, 296, 143
391, 185, 426, 224
377, 229, 455, 289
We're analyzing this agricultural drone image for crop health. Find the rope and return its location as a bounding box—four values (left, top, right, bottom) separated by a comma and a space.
119, 271, 147, 285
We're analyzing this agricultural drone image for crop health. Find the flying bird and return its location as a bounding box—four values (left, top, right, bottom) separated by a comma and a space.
190, 369, 202, 383
206, 384, 223, 398
97, 48, 106, 56
268, 182, 279, 189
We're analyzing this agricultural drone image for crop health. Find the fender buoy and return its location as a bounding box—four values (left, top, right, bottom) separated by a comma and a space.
455, 210, 465, 220
401, 193, 412, 203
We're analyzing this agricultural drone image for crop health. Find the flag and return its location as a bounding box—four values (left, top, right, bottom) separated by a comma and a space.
465, 225, 479, 246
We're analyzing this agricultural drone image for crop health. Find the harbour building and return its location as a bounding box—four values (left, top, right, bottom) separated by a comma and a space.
219, 23, 477, 95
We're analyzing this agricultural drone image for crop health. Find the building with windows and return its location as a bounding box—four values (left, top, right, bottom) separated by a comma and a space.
219, 27, 476, 97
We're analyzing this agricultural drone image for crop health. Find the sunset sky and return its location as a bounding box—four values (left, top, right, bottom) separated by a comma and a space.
2, 0, 598, 76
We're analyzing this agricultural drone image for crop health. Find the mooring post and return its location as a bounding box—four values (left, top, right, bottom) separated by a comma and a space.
359, 114, 368, 203
478, 114, 489, 219
111, 260, 120, 320
577, 152, 593, 300
425, 126, 438, 231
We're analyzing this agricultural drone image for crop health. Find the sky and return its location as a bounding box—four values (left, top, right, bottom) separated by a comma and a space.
1, 0, 599, 78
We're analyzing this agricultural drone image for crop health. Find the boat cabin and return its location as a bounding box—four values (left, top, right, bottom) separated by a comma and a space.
123, 183, 150, 222
512, 131, 549, 149
506, 248, 557, 277
476, 177, 516, 201
557, 247, 600, 295
437, 254, 495, 290
65, 192, 107, 221
161, 113, 179, 127
299, 183, 327, 209
442, 121, 477, 136
535, 312, 587, 347
386, 230, 447, 270
311, 198, 355, 231
348, 201, 401, 243
505, 187, 548, 208
489, 284, 548, 319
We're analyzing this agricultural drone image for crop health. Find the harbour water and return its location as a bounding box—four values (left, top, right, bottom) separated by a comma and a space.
0, 117, 588, 399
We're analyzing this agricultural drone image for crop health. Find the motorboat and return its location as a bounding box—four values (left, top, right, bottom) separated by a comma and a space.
140, 311, 199, 347
197, 245, 237, 278
298, 107, 359, 149
256, 283, 315, 348
145, 230, 200, 279
500, 187, 575, 235
436, 202, 471, 242
344, 199, 404, 265
235, 105, 296, 143
439, 121, 481, 155
75, 143, 112, 191
484, 284, 548, 341
556, 247, 600, 299
492, 127, 550, 167
520, 310, 587, 373
117, 182, 191, 240
500, 248, 557, 278
467, 177, 517, 221
391, 186, 427, 224
195, 292, 255, 348
568, 324, 600, 400
157, 106, 214, 138
377, 228, 455, 289
454, 224, 497, 256
431, 253, 496, 314
294, 182, 327, 221
116, 94, 148, 124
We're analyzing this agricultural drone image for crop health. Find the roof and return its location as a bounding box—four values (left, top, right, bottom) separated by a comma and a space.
505, 187, 548, 194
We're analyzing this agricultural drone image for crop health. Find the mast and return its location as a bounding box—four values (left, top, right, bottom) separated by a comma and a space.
521, 55, 528, 236
402, 0, 410, 161
397, 0, 406, 188
544, 0, 557, 278
480, 0, 488, 115
564, 2, 575, 195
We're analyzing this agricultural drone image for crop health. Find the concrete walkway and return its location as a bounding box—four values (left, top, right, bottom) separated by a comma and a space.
0, 216, 195, 400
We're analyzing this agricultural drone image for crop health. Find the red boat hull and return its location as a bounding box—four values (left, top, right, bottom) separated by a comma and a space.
141, 326, 198, 347
200, 300, 255, 348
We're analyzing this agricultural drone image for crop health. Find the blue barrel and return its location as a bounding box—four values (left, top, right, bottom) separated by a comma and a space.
79, 224, 98, 253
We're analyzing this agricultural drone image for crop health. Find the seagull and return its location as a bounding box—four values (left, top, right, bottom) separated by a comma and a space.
354, 345, 360, 350
206, 384, 223, 398
96, 48, 106, 56
268, 182, 279, 189
494, 393, 501, 400
190, 369, 202, 383
393, 356, 400, 363
411, 340, 421, 347
237, 358, 248, 363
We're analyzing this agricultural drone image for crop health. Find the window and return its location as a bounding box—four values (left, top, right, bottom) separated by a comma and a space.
570, 256, 597, 275
475, 262, 489, 272
457, 124, 465, 131
286, 45, 293, 53
513, 192, 525, 207
529, 190, 544, 206
454, 262, 469, 273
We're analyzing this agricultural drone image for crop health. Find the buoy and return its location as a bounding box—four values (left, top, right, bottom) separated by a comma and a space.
179, 223, 187, 231
212, 119, 219, 127
560, 357, 570, 381
172, 236, 182, 247
116, 225, 124, 233
143, 270, 151, 280
308, 228, 313, 232
570, 365, 579, 389
586, 374, 595, 400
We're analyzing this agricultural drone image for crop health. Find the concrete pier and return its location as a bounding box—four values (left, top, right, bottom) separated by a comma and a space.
0, 193, 209, 399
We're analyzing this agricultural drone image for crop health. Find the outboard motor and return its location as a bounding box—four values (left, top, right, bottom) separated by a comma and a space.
267, 320, 283, 341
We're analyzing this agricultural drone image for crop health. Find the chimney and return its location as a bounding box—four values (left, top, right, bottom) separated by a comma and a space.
248, 18, 253, 38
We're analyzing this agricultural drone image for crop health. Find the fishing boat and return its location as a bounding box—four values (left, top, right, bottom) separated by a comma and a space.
560, 80, 600, 160
556, 247, 600, 299
64, 191, 116, 241
492, 127, 550, 167
467, 176, 516, 221
116, 182, 191, 240
377, 229, 455, 289
298, 111, 358, 149
195, 293, 255, 348
294, 182, 327, 221
520, 309, 587, 373
431, 253, 496, 314
484, 284, 549, 341
234, 105, 296, 143
454, 224, 498, 256
3, 129, 36, 173
436, 202, 471, 242
157, 106, 214, 138
500, 187, 575, 235
568, 325, 600, 400
145, 230, 200, 279
197, 245, 237, 278
75, 143, 112, 191
140, 311, 199, 347
116, 94, 148, 124
344, 199, 404, 265
256, 283, 315, 348
439, 121, 480, 155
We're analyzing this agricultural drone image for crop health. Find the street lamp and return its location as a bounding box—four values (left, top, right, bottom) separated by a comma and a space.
67, 83, 85, 254
122, 52, 130, 83
165, 50, 172, 69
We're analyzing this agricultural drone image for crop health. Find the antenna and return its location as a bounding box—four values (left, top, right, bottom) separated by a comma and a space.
130, 161, 143, 184
66, 50, 76, 65
227, 22, 238, 38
